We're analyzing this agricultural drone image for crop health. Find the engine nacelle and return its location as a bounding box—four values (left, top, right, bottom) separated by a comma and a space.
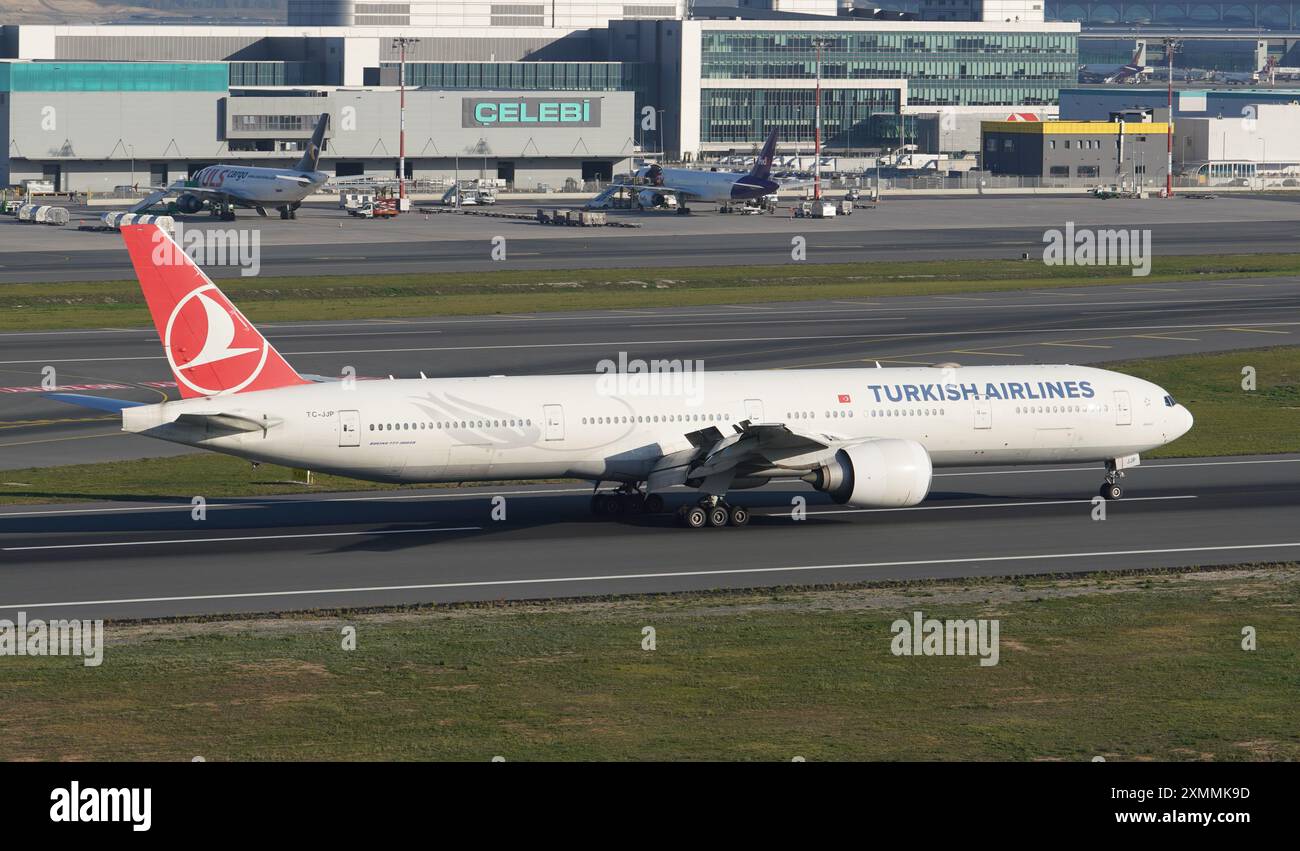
175, 193, 205, 215
804, 438, 932, 508
637, 189, 676, 209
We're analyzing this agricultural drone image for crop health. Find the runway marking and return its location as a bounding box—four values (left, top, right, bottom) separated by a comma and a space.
0, 431, 123, 448
303, 297, 1297, 325
5, 322, 1299, 365
6, 541, 1300, 612
0, 488, 592, 518
630, 317, 902, 328
1037, 341, 1112, 349
933, 457, 1300, 476
1, 525, 481, 552
1226, 326, 1289, 334
1, 458, 1294, 518
1131, 334, 1201, 342
948, 350, 1024, 357
770, 494, 1195, 517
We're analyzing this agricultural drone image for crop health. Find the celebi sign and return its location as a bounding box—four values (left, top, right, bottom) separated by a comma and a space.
464, 98, 601, 128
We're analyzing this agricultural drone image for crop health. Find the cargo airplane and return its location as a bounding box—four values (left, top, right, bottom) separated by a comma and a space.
592, 130, 782, 214
50, 224, 1193, 528
133, 113, 330, 221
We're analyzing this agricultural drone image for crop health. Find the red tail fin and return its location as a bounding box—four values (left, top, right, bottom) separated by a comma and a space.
121, 224, 308, 399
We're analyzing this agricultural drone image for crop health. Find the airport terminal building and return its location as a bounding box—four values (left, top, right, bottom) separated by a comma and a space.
0, 3, 1079, 190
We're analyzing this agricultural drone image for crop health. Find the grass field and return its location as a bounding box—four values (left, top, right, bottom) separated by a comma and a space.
6, 253, 1300, 330
1, 566, 1295, 761
1111, 346, 1300, 458
2, 346, 1297, 505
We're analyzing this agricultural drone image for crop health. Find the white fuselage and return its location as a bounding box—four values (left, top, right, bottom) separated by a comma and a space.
191, 165, 329, 207
641, 167, 758, 203
123, 365, 1193, 486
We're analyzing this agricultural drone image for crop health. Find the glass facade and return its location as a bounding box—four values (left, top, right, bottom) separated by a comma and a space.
1050, 1, 1300, 29
228, 61, 324, 87
389, 61, 654, 123
700, 87, 901, 148
0, 61, 228, 92
699, 30, 1078, 107
392, 61, 647, 93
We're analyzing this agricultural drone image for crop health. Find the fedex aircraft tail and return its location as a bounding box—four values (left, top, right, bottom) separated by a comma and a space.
121, 224, 309, 399
748, 129, 778, 181
293, 112, 329, 173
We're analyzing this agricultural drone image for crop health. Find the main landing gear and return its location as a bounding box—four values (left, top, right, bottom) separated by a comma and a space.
1100, 460, 1125, 501
587, 486, 749, 527
675, 496, 749, 529
279, 204, 299, 220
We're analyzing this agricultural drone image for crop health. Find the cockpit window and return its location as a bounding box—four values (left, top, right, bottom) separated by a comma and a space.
1163, 395, 1177, 407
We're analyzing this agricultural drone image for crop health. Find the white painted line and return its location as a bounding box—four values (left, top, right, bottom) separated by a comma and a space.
767, 494, 1195, 517
0, 488, 590, 518
2, 525, 481, 552
4, 540, 1300, 611
933, 457, 1300, 477
1, 457, 1294, 518
5, 322, 1298, 365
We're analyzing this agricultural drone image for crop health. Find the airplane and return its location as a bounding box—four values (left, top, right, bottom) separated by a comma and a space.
132, 113, 330, 221
48, 224, 1194, 528
592, 129, 782, 214
1079, 45, 1152, 84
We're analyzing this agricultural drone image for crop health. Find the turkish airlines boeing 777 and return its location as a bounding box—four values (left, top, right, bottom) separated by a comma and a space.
52, 225, 1193, 528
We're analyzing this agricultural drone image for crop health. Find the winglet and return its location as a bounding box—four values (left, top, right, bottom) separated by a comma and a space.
120, 224, 309, 399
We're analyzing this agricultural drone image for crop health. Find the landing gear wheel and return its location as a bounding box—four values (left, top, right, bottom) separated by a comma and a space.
1101, 483, 1124, 501
728, 506, 750, 527
621, 493, 645, 515
643, 493, 665, 514
280, 208, 291, 220
707, 506, 729, 528
680, 506, 708, 529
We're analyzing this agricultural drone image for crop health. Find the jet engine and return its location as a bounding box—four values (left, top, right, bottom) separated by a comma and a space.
803, 438, 932, 508
637, 189, 676, 209
175, 193, 205, 215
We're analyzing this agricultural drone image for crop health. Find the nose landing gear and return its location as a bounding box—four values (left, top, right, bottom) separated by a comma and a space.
1100, 460, 1125, 500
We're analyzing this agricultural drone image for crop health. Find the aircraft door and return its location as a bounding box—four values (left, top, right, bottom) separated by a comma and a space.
339, 410, 360, 447
1114, 391, 1132, 426
973, 399, 992, 429
744, 398, 764, 422
543, 404, 565, 441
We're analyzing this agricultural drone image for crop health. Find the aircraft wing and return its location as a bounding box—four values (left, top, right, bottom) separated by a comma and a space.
647, 421, 840, 491
607, 182, 702, 201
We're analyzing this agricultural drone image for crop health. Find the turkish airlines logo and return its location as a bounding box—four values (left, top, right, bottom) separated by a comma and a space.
164, 283, 268, 396
838, 393, 852, 404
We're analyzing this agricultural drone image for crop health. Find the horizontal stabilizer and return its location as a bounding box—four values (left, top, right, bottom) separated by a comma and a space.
44, 393, 149, 413
173, 412, 282, 434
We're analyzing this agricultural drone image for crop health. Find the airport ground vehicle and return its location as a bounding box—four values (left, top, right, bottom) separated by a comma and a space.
50, 225, 1194, 529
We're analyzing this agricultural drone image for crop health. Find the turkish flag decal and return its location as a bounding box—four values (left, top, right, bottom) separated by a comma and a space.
838, 394, 851, 403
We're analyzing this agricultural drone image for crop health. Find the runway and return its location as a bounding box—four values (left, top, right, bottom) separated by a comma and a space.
3, 194, 1300, 281
2, 275, 1297, 468
2, 454, 1298, 620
